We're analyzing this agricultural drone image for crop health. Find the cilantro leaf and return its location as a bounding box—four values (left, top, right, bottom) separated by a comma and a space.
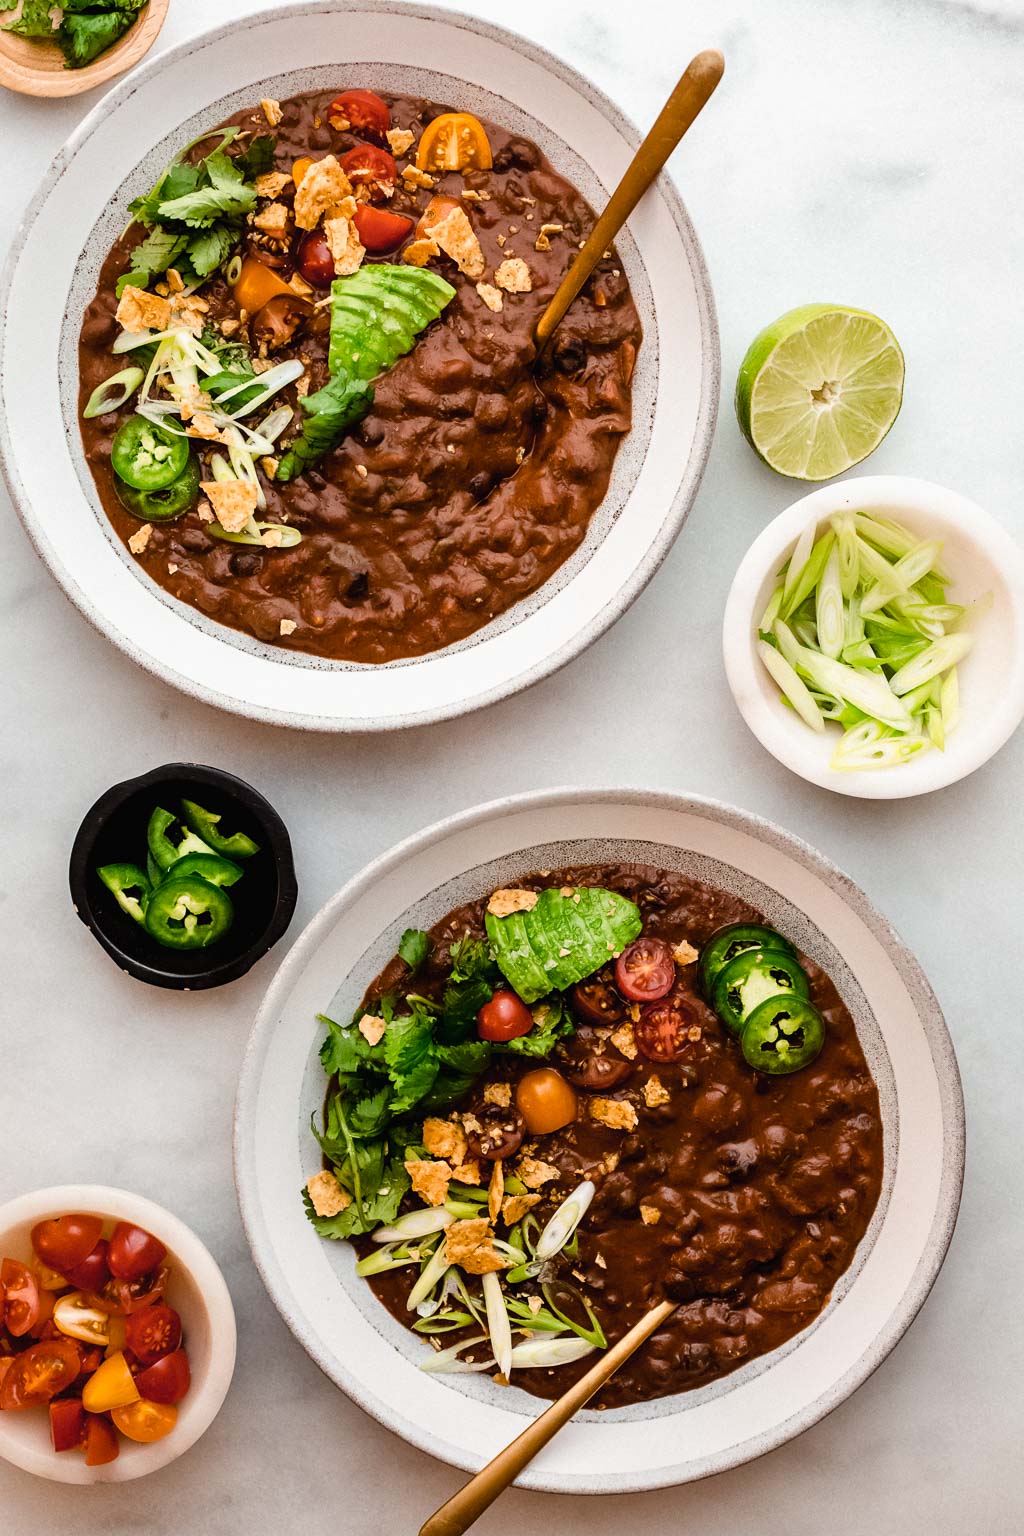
318, 1015, 383, 1077
383, 1007, 435, 1080
130, 227, 188, 279
2, 1, 58, 38
187, 222, 237, 278
347, 1085, 392, 1139
398, 928, 431, 972
276, 375, 374, 482
235, 135, 277, 180
203, 148, 246, 192
437, 975, 492, 1045
449, 934, 496, 983
115, 271, 150, 300
438, 1040, 492, 1076
302, 1148, 408, 1238
387, 1053, 440, 1116
157, 181, 257, 228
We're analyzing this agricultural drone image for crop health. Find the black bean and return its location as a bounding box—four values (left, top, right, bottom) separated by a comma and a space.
229, 551, 261, 577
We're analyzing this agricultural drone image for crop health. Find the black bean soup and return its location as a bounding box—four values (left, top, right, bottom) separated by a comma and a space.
78, 91, 641, 662
360, 864, 884, 1409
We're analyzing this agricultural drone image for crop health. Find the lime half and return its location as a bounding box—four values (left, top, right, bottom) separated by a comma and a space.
735, 304, 904, 481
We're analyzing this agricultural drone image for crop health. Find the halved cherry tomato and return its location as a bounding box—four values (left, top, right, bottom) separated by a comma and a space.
352, 204, 414, 254
571, 977, 626, 1027
54, 1291, 110, 1347
0, 1358, 13, 1393
64, 1239, 111, 1293
414, 193, 459, 241
84, 1413, 119, 1466
516, 1068, 578, 1135
291, 155, 315, 187
134, 1348, 190, 1405
31, 1215, 103, 1274
635, 997, 703, 1063
113, 1399, 178, 1444
328, 89, 390, 140
477, 989, 533, 1042
76, 1347, 104, 1383
416, 112, 492, 172
98, 1266, 169, 1317
295, 230, 337, 289
82, 1350, 139, 1413
35, 1262, 70, 1292
0, 1339, 81, 1409
615, 937, 676, 1002
232, 255, 293, 315
125, 1304, 182, 1366
1, 1259, 42, 1337
27, 1286, 55, 1339
341, 144, 396, 201
107, 1224, 166, 1282
50, 1398, 85, 1453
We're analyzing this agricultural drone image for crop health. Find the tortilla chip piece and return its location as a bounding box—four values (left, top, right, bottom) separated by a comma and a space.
429, 205, 485, 278
402, 237, 439, 268
422, 1117, 468, 1164
494, 257, 532, 294
515, 1155, 560, 1190
293, 155, 354, 231
639, 1204, 661, 1226
451, 1158, 482, 1186
386, 127, 415, 158
324, 211, 365, 276
260, 97, 284, 127
475, 281, 503, 313
253, 201, 291, 241
609, 1021, 638, 1061
127, 523, 153, 555
306, 1169, 351, 1218
115, 286, 171, 334
500, 1193, 540, 1225
487, 1160, 504, 1224
200, 478, 260, 533
358, 1014, 386, 1047
405, 1158, 452, 1208
256, 170, 291, 199
487, 888, 538, 918
674, 940, 699, 966
444, 1218, 507, 1275
590, 1096, 638, 1131
483, 1082, 512, 1109
279, 619, 297, 637
642, 1074, 671, 1109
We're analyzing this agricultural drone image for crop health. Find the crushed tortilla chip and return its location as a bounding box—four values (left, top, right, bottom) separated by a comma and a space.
186, 412, 232, 444
590, 1097, 638, 1132
288, 271, 317, 300
127, 523, 153, 555
423, 1117, 468, 1164
260, 97, 284, 127
444, 1218, 507, 1275
401, 165, 435, 191
324, 210, 365, 276
609, 1021, 638, 1061
451, 1158, 482, 1186
406, 1158, 452, 1208
293, 155, 354, 230
386, 127, 415, 158
483, 1082, 512, 1109
255, 170, 291, 199
487, 1160, 504, 1224
643, 1074, 672, 1109
674, 940, 699, 967
515, 1155, 560, 1190
475, 281, 503, 313
402, 237, 440, 268
178, 383, 213, 422
115, 286, 171, 334
494, 257, 532, 293
253, 201, 292, 241
279, 619, 297, 637
358, 1014, 386, 1047
527, 1293, 544, 1315
200, 478, 259, 533
487, 888, 538, 918
429, 205, 485, 278
501, 1193, 540, 1225
640, 1204, 661, 1226
306, 1169, 350, 1217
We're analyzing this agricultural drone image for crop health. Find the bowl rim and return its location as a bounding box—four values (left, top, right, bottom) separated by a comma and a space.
233, 784, 965, 1492
722, 473, 1024, 799
0, 1182, 236, 1483
67, 760, 298, 989
0, 0, 720, 733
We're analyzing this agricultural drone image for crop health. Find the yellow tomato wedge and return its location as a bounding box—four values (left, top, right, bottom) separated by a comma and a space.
416, 112, 492, 172
35, 1263, 69, 1292
105, 1314, 128, 1359
112, 1400, 178, 1444
82, 1351, 139, 1413
232, 256, 294, 316
291, 156, 315, 187
53, 1291, 110, 1347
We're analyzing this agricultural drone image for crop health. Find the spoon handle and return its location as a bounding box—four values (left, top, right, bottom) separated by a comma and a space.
534, 49, 724, 349
418, 1298, 677, 1536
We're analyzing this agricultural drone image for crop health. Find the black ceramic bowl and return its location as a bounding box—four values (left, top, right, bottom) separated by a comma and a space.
69, 763, 297, 990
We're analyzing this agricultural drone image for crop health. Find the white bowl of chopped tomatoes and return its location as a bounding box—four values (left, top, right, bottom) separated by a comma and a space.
0, 1185, 235, 1482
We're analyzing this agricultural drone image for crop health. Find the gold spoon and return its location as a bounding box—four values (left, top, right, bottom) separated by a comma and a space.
419, 1297, 677, 1536
534, 48, 725, 350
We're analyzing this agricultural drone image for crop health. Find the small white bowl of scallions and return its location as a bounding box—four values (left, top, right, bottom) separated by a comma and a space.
723, 475, 1024, 798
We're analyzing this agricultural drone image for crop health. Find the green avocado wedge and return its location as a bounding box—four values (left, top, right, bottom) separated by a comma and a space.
485, 887, 643, 1004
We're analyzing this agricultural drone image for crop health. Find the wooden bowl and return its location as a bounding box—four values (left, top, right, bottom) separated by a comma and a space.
0, 0, 168, 97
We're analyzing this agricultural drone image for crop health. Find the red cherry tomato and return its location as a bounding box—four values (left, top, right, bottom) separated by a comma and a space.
477, 989, 534, 1042
91, 1266, 169, 1318
295, 230, 337, 289
63, 1238, 111, 1293
352, 203, 414, 254
50, 1398, 85, 1453
1, 1259, 43, 1337
635, 997, 703, 1063
134, 1348, 191, 1404
414, 193, 459, 241
27, 1286, 56, 1339
615, 937, 676, 1002
327, 89, 390, 140
107, 1224, 166, 1283
340, 144, 396, 201
125, 1304, 182, 1366
76, 1347, 104, 1383
31, 1215, 103, 1274
84, 1413, 119, 1467
0, 1339, 81, 1409
571, 978, 626, 1027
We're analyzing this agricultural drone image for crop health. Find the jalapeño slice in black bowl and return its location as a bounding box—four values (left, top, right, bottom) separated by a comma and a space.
698, 921, 797, 997
740, 993, 826, 1074
712, 947, 810, 1035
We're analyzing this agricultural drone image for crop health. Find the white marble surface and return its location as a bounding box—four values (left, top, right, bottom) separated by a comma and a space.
2, 0, 1022, 1529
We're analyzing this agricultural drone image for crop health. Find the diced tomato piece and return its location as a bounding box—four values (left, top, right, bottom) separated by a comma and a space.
50, 1398, 85, 1453
64, 1239, 111, 1292
84, 1413, 119, 1466
352, 204, 414, 254
1, 1259, 42, 1337
0, 1340, 81, 1409
340, 144, 396, 201
31, 1215, 103, 1275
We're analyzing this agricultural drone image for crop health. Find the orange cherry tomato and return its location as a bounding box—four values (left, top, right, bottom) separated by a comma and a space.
516, 1068, 578, 1135
112, 1399, 178, 1444
327, 89, 390, 140
31, 1215, 103, 1274
0, 1339, 81, 1409
414, 194, 460, 242
233, 255, 294, 316
352, 204, 414, 254
1, 1258, 42, 1337
84, 1413, 119, 1466
50, 1398, 85, 1453
416, 112, 492, 173
291, 155, 315, 187
107, 1224, 166, 1282
81, 1351, 139, 1414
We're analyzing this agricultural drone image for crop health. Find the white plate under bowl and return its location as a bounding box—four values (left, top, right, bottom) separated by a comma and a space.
0, 1, 718, 733
0, 1185, 236, 1483
234, 788, 963, 1493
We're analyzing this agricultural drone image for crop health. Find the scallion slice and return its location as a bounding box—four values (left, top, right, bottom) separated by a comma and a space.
83, 367, 144, 418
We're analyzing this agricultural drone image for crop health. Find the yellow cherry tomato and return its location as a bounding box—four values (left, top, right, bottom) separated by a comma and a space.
105, 1314, 127, 1359
516, 1068, 578, 1135
53, 1291, 110, 1347
416, 112, 492, 173
82, 1351, 139, 1414
291, 156, 315, 187
232, 255, 294, 317
112, 1399, 178, 1444
34, 1262, 69, 1292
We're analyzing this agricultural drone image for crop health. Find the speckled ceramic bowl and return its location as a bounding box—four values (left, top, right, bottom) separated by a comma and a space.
0, 1, 718, 732
234, 788, 963, 1493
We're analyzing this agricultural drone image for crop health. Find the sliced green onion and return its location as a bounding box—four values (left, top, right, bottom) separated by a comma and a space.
208, 521, 303, 549
815, 542, 844, 658
888, 632, 974, 696
758, 640, 826, 733
418, 1334, 490, 1374
412, 1308, 476, 1335
373, 1208, 454, 1243
792, 643, 913, 731
831, 513, 860, 598
482, 1271, 512, 1378
941, 667, 960, 734
926, 706, 945, 751
782, 519, 817, 610
832, 721, 930, 772
226, 254, 243, 285
355, 1243, 422, 1277
782, 530, 834, 619
507, 1337, 596, 1369
407, 1240, 452, 1311
443, 1198, 487, 1220
534, 1180, 595, 1261
760, 584, 784, 634
84, 367, 144, 418
540, 1279, 607, 1349
860, 540, 944, 614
